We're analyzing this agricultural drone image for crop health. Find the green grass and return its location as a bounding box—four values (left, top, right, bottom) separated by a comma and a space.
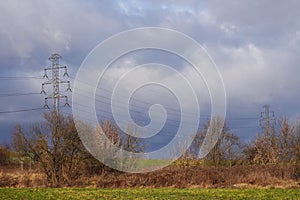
0, 188, 299, 200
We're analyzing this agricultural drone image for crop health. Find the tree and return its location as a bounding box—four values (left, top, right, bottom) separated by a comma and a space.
95, 121, 145, 171
12, 113, 147, 184
0, 146, 11, 166
294, 120, 300, 164
252, 134, 278, 165
12, 124, 30, 154
243, 142, 257, 164
293, 120, 300, 178
249, 116, 279, 165
12, 112, 87, 186
192, 117, 241, 166
245, 117, 300, 165
278, 117, 295, 163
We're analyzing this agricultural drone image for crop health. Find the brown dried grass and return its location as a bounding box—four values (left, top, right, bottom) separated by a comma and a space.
0, 164, 299, 188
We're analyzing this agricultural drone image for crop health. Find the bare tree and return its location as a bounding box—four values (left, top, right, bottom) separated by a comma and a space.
12, 112, 87, 186
278, 117, 295, 163
192, 117, 241, 166
177, 135, 197, 168
252, 134, 279, 165
293, 120, 300, 178
243, 142, 257, 164
292, 119, 300, 164
248, 117, 300, 165
0, 145, 11, 166
86, 120, 146, 172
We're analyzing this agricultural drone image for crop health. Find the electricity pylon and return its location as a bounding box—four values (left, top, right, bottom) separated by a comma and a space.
41, 53, 71, 114
259, 105, 276, 136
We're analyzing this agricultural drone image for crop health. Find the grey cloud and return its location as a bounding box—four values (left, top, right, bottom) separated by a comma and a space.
0, 0, 300, 143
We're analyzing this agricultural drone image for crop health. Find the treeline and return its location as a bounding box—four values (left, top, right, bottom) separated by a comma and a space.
0, 112, 300, 187
187, 116, 300, 166
245, 117, 300, 165
1, 112, 146, 186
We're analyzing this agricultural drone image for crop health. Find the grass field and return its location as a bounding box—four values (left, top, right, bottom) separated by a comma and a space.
0, 188, 299, 200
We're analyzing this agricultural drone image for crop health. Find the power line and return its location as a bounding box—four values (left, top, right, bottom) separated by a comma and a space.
72, 79, 259, 122
0, 107, 45, 114
0, 57, 259, 131
66, 106, 202, 138
62, 59, 260, 137
226, 117, 259, 120
72, 99, 259, 134
0, 76, 42, 80
71, 77, 211, 117
0, 92, 40, 97
230, 126, 258, 129
70, 75, 259, 118
60, 58, 262, 120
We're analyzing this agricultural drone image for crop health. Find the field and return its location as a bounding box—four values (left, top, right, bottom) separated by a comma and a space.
0, 188, 300, 200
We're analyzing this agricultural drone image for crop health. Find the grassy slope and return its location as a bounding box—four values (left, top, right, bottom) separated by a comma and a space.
0, 188, 300, 200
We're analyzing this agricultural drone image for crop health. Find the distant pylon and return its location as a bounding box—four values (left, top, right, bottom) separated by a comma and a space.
41, 53, 71, 114
259, 105, 276, 135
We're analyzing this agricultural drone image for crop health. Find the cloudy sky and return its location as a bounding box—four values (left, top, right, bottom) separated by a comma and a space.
0, 0, 300, 145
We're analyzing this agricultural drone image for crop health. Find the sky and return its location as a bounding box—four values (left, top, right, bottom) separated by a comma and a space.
0, 0, 300, 146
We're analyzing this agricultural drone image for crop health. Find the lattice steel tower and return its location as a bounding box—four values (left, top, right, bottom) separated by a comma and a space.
259, 105, 276, 135
41, 53, 71, 114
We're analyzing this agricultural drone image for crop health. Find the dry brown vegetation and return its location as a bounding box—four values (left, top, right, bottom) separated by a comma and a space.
1, 113, 300, 188
0, 164, 299, 189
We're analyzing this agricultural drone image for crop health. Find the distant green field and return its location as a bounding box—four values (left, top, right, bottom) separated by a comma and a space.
0, 188, 299, 200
